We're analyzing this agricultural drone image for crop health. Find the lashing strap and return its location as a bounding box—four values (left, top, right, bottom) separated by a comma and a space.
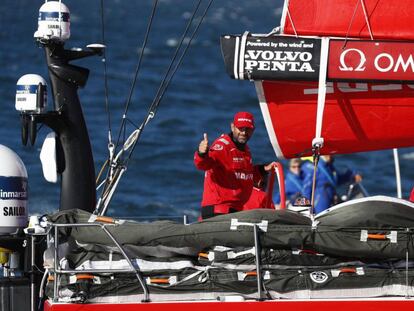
331, 267, 364, 277
360, 230, 397, 243
230, 219, 268, 232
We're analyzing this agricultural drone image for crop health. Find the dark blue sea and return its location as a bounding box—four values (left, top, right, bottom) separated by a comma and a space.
1, 0, 414, 222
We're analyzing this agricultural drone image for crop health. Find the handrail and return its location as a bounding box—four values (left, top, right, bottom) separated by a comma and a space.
51, 222, 150, 302
266, 162, 286, 209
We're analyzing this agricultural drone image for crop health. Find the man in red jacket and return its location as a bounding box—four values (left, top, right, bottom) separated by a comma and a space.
194, 111, 274, 219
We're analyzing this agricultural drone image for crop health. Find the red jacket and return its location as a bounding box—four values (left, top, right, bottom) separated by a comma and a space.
194, 134, 254, 212
243, 187, 275, 211
410, 187, 414, 202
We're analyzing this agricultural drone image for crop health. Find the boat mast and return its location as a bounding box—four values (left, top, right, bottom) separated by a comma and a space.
41, 43, 98, 212
26, 1, 104, 212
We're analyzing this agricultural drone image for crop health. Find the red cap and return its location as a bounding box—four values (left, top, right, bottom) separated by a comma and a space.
233, 112, 255, 129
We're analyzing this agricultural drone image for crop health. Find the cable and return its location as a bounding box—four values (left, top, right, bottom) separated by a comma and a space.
95, 0, 215, 214
343, 0, 360, 48
147, 0, 204, 121
95, 0, 114, 193
100, 0, 112, 142
124, 0, 215, 166
114, 0, 159, 151
97, 0, 159, 205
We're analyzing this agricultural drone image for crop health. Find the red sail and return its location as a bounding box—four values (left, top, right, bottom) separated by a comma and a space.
256, 1, 414, 158
257, 81, 414, 159
281, 0, 414, 40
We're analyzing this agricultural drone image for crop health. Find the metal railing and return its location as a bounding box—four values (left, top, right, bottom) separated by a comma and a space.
50, 222, 150, 302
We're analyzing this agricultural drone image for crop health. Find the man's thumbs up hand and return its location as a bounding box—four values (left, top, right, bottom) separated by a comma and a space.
198, 133, 209, 155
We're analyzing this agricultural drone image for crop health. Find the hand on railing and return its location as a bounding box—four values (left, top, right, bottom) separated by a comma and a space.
265, 162, 286, 210
264, 161, 277, 172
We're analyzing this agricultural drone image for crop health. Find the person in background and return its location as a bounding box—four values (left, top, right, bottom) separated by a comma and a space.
194, 111, 275, 220
242, 166, 275, 210
302, 155, 362, 214
275, 158, 304, 206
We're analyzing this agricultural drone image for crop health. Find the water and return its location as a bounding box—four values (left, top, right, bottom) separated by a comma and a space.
0, 0, 413, 222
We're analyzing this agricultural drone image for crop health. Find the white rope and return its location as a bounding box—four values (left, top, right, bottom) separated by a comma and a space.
286, 7, 298, 37
312, 37, 330, 149
343, 0, 360, 48
393, 148, 402, 198
360, 0, 374, 40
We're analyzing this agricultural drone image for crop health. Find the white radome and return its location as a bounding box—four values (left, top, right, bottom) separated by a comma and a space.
34, 1, 70, 41
15, 74, 47, 113
0, 145, 28, 234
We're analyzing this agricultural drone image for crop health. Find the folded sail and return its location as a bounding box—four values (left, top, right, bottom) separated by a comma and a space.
46, 200, 414, 302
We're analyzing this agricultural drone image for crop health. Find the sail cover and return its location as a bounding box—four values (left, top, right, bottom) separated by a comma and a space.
46, 199, 414, 302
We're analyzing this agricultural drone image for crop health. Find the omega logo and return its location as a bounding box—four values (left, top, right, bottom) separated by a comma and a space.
339, 47, 414, 73
339, 48, 366, 71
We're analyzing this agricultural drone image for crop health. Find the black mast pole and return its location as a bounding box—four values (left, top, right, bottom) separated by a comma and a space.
40, 42, 98, 212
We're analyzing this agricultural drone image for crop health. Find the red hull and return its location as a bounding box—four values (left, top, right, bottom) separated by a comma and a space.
257, 81, 414, 158
44, 299, 414, 311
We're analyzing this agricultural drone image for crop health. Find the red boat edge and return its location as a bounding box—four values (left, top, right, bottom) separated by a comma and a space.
44, 298, 414, 311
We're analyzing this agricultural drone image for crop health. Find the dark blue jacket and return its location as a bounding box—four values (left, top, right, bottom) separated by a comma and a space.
302, 159, 354, 214
275, 171, 304, 204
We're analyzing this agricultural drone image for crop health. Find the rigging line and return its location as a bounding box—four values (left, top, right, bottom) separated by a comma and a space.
96, 159, 108, 184
94, 0, 115, 197
125, 117, 140, 129
97, 0, 159, 201
343, 0, 360, 49
96, 0, 215, 214
147, 0, 213, 121
108, 0, 208, 169
99, 0, 202, 195
151, 0, 214, 112
100, 0, 112, 141
146, 0, 203, 121
360, 0, 374, 40
286, 6, 298, 37
124, 0, 214, 166
114, 0, 159, 150
101, 0, 206, 174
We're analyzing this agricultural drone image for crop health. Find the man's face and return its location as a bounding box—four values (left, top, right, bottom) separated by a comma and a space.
231, 123, 254, 144
289, 162, 301, 175
322, 155, 333, 163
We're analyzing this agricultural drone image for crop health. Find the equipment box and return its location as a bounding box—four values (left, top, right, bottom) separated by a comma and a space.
0, 277, 30, 311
